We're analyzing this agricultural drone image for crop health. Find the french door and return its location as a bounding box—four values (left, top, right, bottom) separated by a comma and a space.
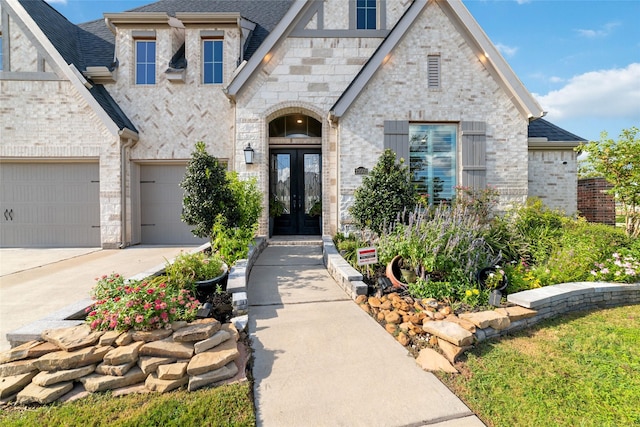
270, 148, 321, 235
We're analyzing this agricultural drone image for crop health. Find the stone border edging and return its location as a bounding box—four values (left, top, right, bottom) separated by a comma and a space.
322, 236, 368, 299
6, 239, 267, 348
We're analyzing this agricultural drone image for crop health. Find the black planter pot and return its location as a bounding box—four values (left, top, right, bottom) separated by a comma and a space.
477, 266, 508, 292
195, 263, 229, 302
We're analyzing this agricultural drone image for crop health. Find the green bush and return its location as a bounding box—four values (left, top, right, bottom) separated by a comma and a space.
181, 142, 237, 238
350, 149, 417, 235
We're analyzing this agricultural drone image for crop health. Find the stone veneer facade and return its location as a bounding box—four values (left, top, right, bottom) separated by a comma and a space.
1, 0, 570, 247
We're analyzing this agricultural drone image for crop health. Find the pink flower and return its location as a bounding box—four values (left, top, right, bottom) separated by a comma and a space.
144, 303, 151, 310
161, 312, 169, 321
135, 315, 144, 323
109, 320, 117, 329
170, 308, 177, 314
147, 288, 154, 295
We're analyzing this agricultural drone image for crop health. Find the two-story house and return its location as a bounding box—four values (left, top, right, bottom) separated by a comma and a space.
0, 0, 585, 248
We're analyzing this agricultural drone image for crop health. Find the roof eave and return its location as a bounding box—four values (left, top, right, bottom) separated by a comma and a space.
444, 0, 544, 119
5, 0, 126, 137
330, 0, 429, 120
528, 138, 583, 150
224, 0, 310, 101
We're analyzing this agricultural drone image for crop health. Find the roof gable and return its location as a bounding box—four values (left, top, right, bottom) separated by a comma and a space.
9, 0, 137, 134
330, 0, 544, 121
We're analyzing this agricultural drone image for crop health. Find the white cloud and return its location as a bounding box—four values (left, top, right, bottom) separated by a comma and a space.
576, 22, 621, 38
535, 63, 640, 121
549, 76, 564, 84
515, 0, 531, 4
495, 43, 518, 57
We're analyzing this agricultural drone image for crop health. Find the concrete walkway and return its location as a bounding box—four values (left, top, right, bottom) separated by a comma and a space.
248, 244, 485, 427
0, 246, 198, 351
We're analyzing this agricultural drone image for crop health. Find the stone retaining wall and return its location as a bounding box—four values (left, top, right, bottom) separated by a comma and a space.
0, 319, 249, 405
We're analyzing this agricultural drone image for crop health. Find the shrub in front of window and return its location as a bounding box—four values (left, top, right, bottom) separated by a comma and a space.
350, 149, 417, 235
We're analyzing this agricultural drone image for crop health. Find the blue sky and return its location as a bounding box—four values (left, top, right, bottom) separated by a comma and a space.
46, 0, 640, 143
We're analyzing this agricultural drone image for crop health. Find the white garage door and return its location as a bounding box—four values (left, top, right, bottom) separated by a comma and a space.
139, 164, 207, 245
0, 162, 100, 247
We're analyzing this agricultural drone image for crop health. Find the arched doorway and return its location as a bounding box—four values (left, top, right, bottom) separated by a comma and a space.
269, 114, 322, 236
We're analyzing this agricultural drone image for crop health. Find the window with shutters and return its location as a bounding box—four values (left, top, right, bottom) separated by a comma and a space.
427, 55, 440, 89
409, 124, 457, 204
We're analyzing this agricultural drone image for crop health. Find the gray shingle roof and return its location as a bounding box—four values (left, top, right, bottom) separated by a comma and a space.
528, 118, 586, 142
18, 0, 136, 132
18, 0, 294, 133
124, 0, 293, 60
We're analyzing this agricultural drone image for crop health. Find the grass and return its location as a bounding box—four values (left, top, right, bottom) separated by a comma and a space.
0, 382, 255, 427
437, 304, 640, 427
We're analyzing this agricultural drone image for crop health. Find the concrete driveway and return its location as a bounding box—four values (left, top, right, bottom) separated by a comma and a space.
0, 245, 199, 351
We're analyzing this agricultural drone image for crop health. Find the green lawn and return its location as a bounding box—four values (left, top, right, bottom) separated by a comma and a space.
438, 304, 640, 427
0, 382, 255, 427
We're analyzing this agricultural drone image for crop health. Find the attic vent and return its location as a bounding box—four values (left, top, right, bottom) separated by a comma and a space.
427, 55, 440, 88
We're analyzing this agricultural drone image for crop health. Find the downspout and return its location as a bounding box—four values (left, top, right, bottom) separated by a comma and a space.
118, 132, 138, 248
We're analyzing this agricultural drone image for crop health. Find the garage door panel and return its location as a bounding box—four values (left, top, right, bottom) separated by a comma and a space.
0, 163, 100, 247
139, 164, 206, 245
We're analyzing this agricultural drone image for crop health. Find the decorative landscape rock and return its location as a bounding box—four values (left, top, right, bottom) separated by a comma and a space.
138, 356, 177, 375
42, 324, 104, 352
34, 346, 113, 372
0, 359, 39, 377
173, 319, 221, 342
415, 348, 458, 374
188, 362, 238, 392
187, 339, 239, 376
99, 331, 122, 346
103, 341, 144, 365
32, 364, 96, 387
0, 341, 43, 364
132, 329, 173, 343
436, 339, 471, 364
145, 372, 189, 393
96, 360, 136, 376
17, 381, 74, 405
139, 338, 194, 359
423, 321, 474, 347
459, 311, 511, 330
80, 366, 146, 393
2, 320, 245, 406
0, 371, 38, 399
157, 361, 189, 380
494, 306, 537, 321
194, 330, 231, 354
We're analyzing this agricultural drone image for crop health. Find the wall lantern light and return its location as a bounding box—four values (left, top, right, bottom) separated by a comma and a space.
244, 143, 255, 164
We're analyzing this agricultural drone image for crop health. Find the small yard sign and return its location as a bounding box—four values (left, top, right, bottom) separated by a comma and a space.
356, 247, 378, 266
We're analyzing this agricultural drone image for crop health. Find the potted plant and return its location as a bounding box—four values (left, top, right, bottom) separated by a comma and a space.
165, 251, 228, 301
477, 265, 508, 292
309, 199, 322, 234
269, 195, 285, 236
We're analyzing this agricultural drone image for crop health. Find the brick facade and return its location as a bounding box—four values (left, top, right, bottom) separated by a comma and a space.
577, 178, 615, 225
528, 150, 578, 215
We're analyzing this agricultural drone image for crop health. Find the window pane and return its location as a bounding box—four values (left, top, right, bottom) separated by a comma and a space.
213, 63, 223, 84
136, 67, 145, 85
146, 42, 155, 62
366, 9, 376, 29
357, 9, 365, 29
213, 41, 223, 61
146, 65, 155, 84
409, 124, 457, 204
203, 41, 213, 63
203, 66, 212, 84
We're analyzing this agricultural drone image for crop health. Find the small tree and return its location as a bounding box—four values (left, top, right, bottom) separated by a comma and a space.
181, 141, 237, 238
350, 149, 417, 235
577, 127, 640, 237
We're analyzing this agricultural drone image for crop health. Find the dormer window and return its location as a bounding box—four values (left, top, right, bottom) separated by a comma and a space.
202, 32, 223, 84
134, 32, 156, 85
